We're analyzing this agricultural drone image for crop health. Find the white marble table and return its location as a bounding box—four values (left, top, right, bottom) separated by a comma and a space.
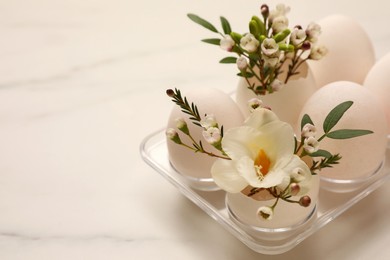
1, 0, 390, 259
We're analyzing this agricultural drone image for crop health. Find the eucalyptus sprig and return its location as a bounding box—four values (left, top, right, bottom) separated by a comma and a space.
187, 4, 328, 95
296, 100, 373, 174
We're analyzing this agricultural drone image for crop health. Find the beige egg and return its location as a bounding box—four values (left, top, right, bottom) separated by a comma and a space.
298, 81, 387, 181
307, 15, 375, 88
235, 61, 317, 127
364, 52, 390, 133
166, 88, 244, 185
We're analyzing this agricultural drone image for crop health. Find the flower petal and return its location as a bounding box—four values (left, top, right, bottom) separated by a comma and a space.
222, 126, 258, 160
254, 121, 295, 163
211, 159, 248, 193
244, 108, 279, 130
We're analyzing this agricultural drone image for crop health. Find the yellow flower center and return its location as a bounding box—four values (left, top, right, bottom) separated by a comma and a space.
254, 149, 271, 180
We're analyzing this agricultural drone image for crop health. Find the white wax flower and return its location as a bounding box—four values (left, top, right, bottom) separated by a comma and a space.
271, 79, 283, 92
175, 117, 186, 129
200, 114, 218, 129
289, 167, 312, 195
269, 3, 290, 22
211, 108, 311, 193
248, 98, 263, 112
258, 206, 274, 220
302, 123, 316, 138
166, 128, 178, 140
240, 33, 259, 53
306, 22, 321, 42
261, 38, 279, 56
220, 35, 235, 51
236, 56, 248, 71
272, 15, 289, 33
309, 45, 328, 60
263, 55, 279, 67
304, 136, 319, 154
291, 28, 306, 46
202, 127, 221, 144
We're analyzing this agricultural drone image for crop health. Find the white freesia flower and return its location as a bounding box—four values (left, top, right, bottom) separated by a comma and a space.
240, 33, 259, 53
211, 108, 311, 193
304, 136, 319, 154
200, 114, 217, 129
258, 206, 273, 220
309, 45, 328, 60
236, 56, 248, 71
302, 123, 316, 138
220, 35, 235, 51
272, 15, 289, 33
261, 38, 279, 56
202, 127, 221, 144
291, 28, 306, 46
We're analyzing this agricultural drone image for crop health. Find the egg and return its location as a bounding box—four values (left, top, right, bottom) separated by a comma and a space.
235, 61, 317, 127
298, 81, 388, 181
364, 52, 390, 133
307, 15, 375, 88
166, 87, 244, 188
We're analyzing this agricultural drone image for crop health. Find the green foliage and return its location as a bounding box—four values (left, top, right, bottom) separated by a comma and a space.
219, 57, 237, 64
187, 13, 218, 33
201, 38, 221, 45
220, 16, 231, 34
323, 101, 353, 133
168, 88, 201, 127
326, 129, 374, 139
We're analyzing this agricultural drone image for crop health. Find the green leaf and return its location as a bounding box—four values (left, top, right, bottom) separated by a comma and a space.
220, 16, 231, 34
326, 129, 373, 139
187, 13, 218, 33
323, 101, 353, 133
310, 149, 332, 158
237, 72, 254, 78
220, 57, 237, 64
201, 38, 221, 45
301, 114, 314, 130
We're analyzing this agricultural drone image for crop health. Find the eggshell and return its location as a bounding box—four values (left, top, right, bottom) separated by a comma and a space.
364, 52, 390, 133
298, 81, 388, 180
307, 15, 375, 88
227, 175, 320, 234
167, 88, 244, 180
236, 61, 317, 127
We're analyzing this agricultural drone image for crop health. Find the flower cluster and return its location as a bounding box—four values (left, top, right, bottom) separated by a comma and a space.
188, 3, 328, 95
166, 89, 373, 220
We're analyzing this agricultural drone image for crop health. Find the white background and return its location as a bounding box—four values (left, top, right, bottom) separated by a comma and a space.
0, 0, 390, 259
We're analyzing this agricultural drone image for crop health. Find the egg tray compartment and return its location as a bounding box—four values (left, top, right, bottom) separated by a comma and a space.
140, 129, 390, 255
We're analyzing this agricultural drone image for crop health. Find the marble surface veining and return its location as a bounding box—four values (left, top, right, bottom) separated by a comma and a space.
1, 0, 390, 259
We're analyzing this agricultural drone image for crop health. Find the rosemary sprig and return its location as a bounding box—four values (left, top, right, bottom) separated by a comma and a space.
166, 88, 202, 127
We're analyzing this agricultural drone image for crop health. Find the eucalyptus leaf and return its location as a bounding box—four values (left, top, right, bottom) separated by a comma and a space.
323, 101, 353, 133
187, 13, 218, 33
220, 57, 237, 64
310, 149, 332, 158
301, 114, 314, 130
326, 129, 373, 139
201, 38, 221, 45
220, 16, 231, 34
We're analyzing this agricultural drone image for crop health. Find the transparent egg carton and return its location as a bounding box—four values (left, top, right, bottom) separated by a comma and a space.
140, 129, 390, 255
